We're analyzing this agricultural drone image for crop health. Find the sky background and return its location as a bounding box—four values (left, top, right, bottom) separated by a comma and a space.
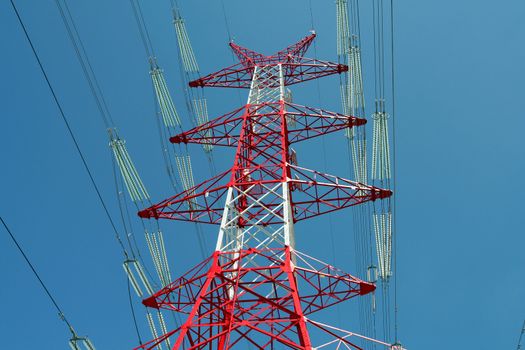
1, 0, 525, 349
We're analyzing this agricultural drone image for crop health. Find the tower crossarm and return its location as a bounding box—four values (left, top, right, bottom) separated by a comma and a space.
138, 169, 232, 224
189, 58, 347, 89
140, 247, 376, 338
229, 41, 267, 67
189, 34, 347, 89
288, 165, 392, 222
137, 164, 390, 225
274, 32, 316, 61
170, 102, 366, 148
140, 60, 391, 227
228, 32, 316, 68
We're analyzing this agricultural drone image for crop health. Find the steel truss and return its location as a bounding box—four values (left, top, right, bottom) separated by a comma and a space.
137, 34, 397, 350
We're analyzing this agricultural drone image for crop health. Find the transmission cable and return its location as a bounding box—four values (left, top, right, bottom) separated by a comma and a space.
128, 0, 210, 262
389, 0, 400, 344
9, 0, 142, 343
10, 0, 124, 254
0, 215, 77, 333
307, 0, 343, 330
220, 0, 233, 42
129, 0, 155, 58
517, 320, 525, 350
55, 0, 115, 129
337, 0, 379, 344
55, 0, 163, 285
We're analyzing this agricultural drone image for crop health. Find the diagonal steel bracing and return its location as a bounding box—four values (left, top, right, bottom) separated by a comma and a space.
137, 33, 396, 350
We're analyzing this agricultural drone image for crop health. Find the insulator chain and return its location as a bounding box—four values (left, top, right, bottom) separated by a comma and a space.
173, 10, 199, 73
350, 137, 368, 185
175, 154, 197, 207
146, 311, 163, 350
373, 211, 393, 279
350, 46, 365, 115
339, 25, 366, 185
123, 258, 154, 297
371, 107, 392, 181
391, 345, 406, 350
336, 0, 351, 56
158, 311, 171, 349
150, 59, 182, 128
109, 134, 178, 350
69, 336, 96, 350
145, 230, 172, 287
343, 46, 365, 125
109, 132, 150, 203
145, 310, 171, 350
192, 98, 213, 152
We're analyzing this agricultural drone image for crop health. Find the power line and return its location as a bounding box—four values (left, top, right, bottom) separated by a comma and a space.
1, 214, 102, 349
9, 0, 142, 343
389, 0, 399, 343
0, 215, 74, 331
56, 0, 116, 129
220, 0, 233, 41
10, 0, 126, 255
129, 0, 155, 58
517, 320, 525, 350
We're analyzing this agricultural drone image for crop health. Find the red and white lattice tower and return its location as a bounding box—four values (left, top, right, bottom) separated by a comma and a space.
137, 33, 394, 350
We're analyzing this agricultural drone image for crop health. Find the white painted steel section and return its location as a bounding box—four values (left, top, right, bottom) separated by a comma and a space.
215, 187, 234, 251
215, 64, 295, 255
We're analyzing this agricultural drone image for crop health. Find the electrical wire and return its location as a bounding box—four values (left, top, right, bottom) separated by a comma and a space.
9, 0, 143, 343
57, 0, 115, 129
220, 0, 232, 42
389, 0, 400, 342
57, 0, 159, 277
337, 0, 377, 345
10, 0, 125, 255
517, 320, 525, 350
219, 0, 244, 106
0, 215, 76, 331
308, 0, 343, 329
129, 0, 155, 58
128, 0, 211, 262
55, 0, 159, 285
370, 0, 398, 343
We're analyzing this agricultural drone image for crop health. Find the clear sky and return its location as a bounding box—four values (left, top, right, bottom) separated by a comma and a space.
1, 0, 524, 349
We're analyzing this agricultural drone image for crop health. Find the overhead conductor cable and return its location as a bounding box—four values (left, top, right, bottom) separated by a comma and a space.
54, 0, 177, 345
1, 214, 96, 348
127, 2, 185, 344
128, 1, 204, 337
9, 0, 148, 345
336, 0, 377, 347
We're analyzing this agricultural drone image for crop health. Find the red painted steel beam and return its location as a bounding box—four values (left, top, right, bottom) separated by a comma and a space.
137, 164, 390, 225
169, 102, 366, 148
189, 34, 346, 89
137, 248, 375, 350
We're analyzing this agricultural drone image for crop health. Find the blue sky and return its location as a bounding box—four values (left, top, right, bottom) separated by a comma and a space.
1, 0, 524, 349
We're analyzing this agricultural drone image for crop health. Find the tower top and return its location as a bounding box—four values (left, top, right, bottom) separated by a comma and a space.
189, 33, 348, 88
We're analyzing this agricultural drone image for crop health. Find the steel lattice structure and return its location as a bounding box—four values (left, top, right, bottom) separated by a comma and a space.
137, 33, 398, 350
